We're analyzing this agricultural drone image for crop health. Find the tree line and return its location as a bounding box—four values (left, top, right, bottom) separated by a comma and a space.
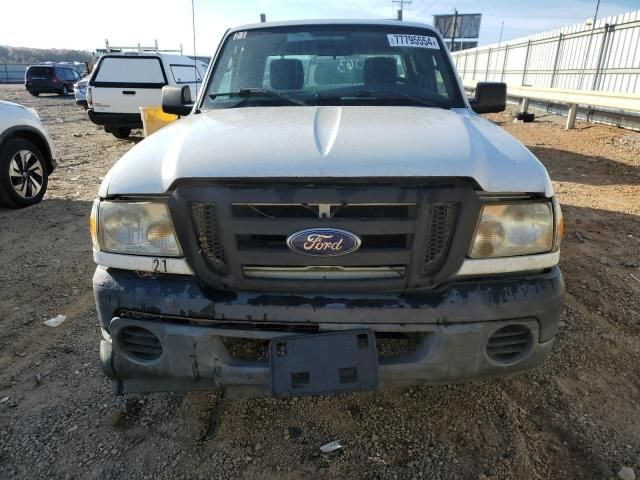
0, 46, 93, 64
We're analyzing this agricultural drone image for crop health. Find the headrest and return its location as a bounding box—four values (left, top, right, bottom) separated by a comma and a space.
270, 59, 304, 90
313, 62, 340, 85
363, 57, 398, 85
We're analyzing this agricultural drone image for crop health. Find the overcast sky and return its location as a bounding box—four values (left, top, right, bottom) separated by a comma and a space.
2, 0, 638, 55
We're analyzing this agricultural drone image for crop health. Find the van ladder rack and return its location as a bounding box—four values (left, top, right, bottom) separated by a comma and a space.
103, 39, 183, 55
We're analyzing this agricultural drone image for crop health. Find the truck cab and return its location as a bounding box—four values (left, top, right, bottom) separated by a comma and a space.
91, 20, 564, 397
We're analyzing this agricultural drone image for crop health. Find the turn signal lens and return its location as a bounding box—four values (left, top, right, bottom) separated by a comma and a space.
90, 199, 100, 250
553, 197, 564, 251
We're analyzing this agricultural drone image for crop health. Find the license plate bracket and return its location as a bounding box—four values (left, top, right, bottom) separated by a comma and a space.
270, 330, 378, 398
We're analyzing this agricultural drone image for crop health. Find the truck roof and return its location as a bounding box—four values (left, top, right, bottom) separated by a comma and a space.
100, 52, 201, 63
231, 18, 437, 32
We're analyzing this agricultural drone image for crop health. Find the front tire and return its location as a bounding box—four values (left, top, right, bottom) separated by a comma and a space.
0, 139, 49, 208
28, 90, 40, 97
60, 85, 69, 96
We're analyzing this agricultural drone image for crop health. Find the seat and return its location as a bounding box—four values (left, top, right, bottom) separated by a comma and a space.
363, 57, 398, 86
313, 62, 340, 86
270, 59, 304, 90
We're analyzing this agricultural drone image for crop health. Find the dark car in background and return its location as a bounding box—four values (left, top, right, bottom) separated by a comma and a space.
25, 64, 80, 97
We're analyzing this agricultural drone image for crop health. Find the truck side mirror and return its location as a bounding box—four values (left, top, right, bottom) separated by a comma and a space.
470, 82, 507, 114
162, 85, 193, 116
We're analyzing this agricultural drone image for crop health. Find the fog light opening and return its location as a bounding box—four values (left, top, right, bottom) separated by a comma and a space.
120, 326, 162, 361
486, 325, 532, 364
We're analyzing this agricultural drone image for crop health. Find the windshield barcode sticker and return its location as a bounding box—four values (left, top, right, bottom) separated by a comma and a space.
387, 34, 440, 49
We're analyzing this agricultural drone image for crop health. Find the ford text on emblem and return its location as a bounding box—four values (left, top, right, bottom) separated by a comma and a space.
286, 228, 361, 257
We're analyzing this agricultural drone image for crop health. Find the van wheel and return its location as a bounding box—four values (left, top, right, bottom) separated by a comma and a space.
29, 90, 39, 97
60, 85, 69, 96
111, 127, 131, 139
0, 139, 49, 208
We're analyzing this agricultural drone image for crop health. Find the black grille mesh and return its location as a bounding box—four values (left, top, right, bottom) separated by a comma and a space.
191, 202, 227, 271
422, 202, 459, 274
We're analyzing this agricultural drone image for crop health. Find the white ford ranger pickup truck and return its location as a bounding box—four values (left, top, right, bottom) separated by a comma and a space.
91, 20, 565, 397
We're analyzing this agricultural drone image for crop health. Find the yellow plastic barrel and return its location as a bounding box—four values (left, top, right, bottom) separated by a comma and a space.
139, 106, 178, 137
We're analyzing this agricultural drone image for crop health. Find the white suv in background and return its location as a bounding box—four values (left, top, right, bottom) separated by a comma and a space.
87, 53, 208, 138
0, 101, 55, 208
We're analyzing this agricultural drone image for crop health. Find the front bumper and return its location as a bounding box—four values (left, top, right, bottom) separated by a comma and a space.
94, 266, 564, 396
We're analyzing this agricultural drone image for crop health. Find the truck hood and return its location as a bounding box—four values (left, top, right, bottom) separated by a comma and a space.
100, 106, 553, 197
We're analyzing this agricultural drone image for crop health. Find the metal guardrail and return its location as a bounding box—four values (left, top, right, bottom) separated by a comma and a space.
463, 80, 640, 129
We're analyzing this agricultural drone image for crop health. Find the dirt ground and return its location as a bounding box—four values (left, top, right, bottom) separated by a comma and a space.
0, 84, 638, 480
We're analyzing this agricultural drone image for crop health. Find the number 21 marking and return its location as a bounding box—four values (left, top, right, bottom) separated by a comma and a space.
153, 259, 167, 273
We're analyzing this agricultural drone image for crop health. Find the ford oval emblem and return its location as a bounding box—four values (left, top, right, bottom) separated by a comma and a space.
286, 228, 361, 257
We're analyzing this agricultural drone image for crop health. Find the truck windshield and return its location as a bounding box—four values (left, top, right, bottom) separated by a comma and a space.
202, 25, 465, 110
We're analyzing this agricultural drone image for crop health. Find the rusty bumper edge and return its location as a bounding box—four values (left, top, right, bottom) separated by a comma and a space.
93, 265, 564, 341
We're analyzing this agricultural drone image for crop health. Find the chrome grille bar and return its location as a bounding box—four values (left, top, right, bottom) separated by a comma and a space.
243, 266, 406, 280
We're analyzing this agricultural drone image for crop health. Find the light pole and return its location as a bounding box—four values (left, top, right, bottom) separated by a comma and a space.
593, 0, 601, 26
392, 0, 412, 21
450, 8, 458, 51
578, 0, 601, 90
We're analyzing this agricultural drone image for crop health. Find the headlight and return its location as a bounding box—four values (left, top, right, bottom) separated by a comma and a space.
469, 202, 554, 258
91, 200, 182, 256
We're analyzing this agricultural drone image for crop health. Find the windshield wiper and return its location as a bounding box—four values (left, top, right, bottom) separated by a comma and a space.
209, 88, 307, 106
316, 89, 450, 109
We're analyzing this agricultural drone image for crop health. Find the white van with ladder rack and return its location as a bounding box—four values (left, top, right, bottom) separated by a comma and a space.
87, 40, 207, 138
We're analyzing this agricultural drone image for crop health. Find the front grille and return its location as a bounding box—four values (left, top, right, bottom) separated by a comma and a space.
178, 183, 475, 292
191, 202, 227, 272
486, 325, 532, 363
120, 326, 162, 361
423, 202, 459, 274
